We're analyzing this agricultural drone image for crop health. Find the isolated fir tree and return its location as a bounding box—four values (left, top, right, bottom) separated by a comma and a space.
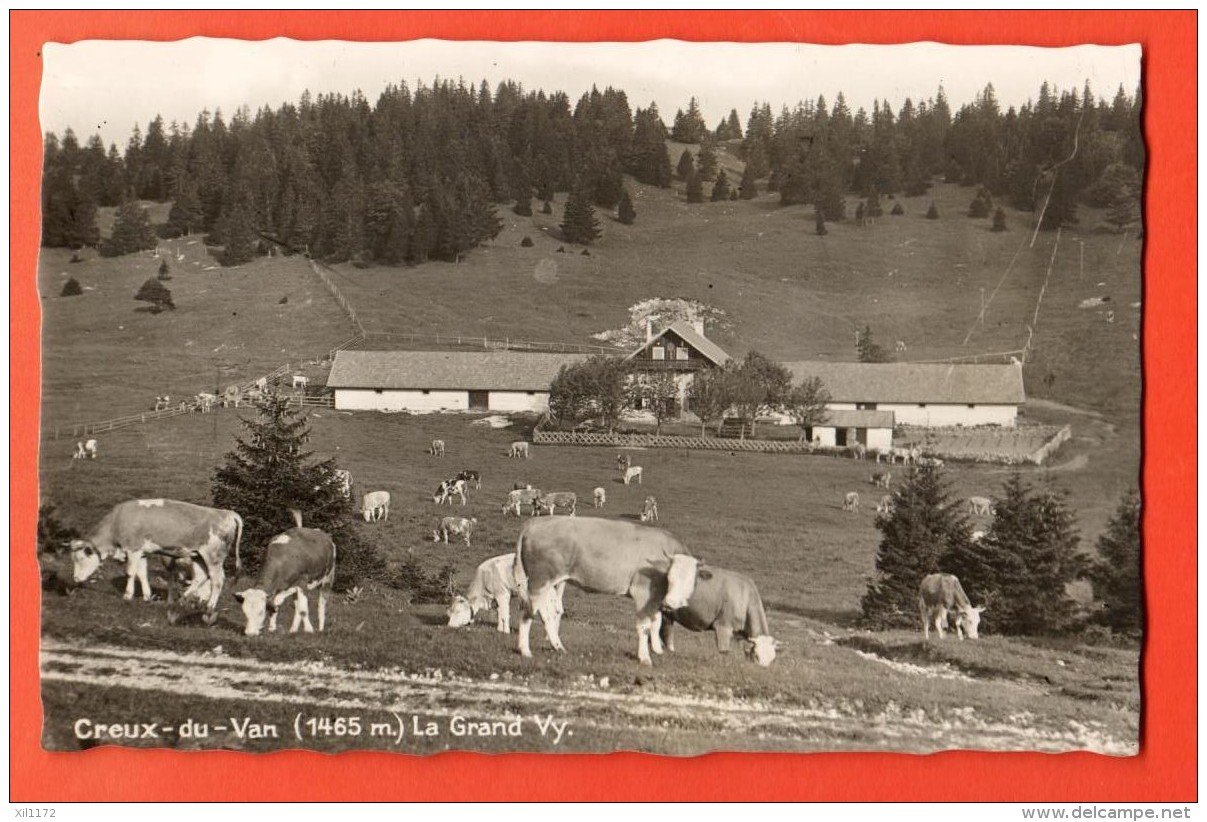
891, 202, 905, 216
943, 474, 1085, 635
166, 184, 204, 237
857, 325, 893, 363
739, 164, 758, 200
134, 277, 175, 313
513, 193, 533, 217
1088, 489, 1142, 635
676, 149, 696, 181
685, 169, 704, 204
211, 392, 384, 586
560, 185, 601, 245
617, 188, 636, 225
696, 140, 719, 181
968, 186, 993, 218
541, 200, 553, 215
60, 277, 82, 297
710, 169, 732, 202
867, 191, 884, 218
157, 259, 171, 280
1105, 190, 1139, 234
925, 201, 940, 220
992, 207, 1008, 231
862, 465, 974, 628
101, 200, 157, 257
815, 210, 827, 236
218, 198, 258, 266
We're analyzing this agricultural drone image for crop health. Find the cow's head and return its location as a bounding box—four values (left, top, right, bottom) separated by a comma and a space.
233, 589, 272, 636
744, 636, 781, 667
959, 605, 986, 639
446, 595, 474, 628
68, 539, 104, 583
662, 554, 700, 610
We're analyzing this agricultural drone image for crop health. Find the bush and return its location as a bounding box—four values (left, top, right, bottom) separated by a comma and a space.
541, 200, 553, 215
393, 554, 455, 603
157, 259, 171, 280
968, 187, 993, 218
925, 201, 940, 219
60, 278, 82, 297
520, 236, 534, 247
992, 207, 1008, 232
891, 202, 905, 216
815, 211, 827, 236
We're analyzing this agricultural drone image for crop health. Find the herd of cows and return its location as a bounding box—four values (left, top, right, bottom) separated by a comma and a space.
60, 431, 990, 669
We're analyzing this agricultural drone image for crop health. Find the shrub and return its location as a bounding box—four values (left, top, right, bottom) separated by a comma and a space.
393, 555, 456, 603
1087, 489, 1141, 635
891, 202, 905, 216
157, 259, 171, 280
520, 236, 534, 247
992, 207, 1008, 232
617, 188, 636, 225
815, 211, 827, 236
541, 200, 553, 215
513, 196, 533, 217
134, 278, 175, 313
60, 278, 82, 297
925, 201, 940, 219
968, 187, 993, 218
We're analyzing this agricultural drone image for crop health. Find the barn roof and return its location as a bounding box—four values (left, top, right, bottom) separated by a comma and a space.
820, 409, 896, 429
782, 361, 1025, 405
327, 350, 589, 391
626, 320, 731, 366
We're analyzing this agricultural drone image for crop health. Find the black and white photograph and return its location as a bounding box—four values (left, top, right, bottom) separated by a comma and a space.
36, 37, 1143, 756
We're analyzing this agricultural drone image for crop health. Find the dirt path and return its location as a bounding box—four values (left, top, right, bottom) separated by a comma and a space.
41, 638, 1134, 755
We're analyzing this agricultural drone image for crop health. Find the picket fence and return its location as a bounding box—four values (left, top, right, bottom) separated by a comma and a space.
533, 429, 817, 453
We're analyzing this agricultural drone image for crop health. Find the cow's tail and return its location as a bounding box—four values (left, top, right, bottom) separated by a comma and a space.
288, 508, 303, 528
232, 512, 244, 575
513, 528, 530, 606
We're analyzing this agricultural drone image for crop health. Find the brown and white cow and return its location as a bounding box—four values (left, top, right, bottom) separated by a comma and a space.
593, 487, 607, 508
69, 499, 242, 622
919, 573, 985, 640
430, 439, 446, 457
456, 470, 482, 490
432, 516, 477, 546
654, 566, 779, 666
536, 491, 577, 517
333, 469, 353, 499
446, 553, 565, 634
235, 523, 337, 637
361, 490, 390, 522
639, 495, 659, 523
513, 517, 701, 665
433, 478, 468, 506
502, 487, 542, 517
623, 466, 643, 485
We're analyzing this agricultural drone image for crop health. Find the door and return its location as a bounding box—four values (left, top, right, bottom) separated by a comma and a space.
468, 391, 489, 411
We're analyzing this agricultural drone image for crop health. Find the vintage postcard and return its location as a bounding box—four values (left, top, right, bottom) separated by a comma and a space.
34, 35, 1144, 760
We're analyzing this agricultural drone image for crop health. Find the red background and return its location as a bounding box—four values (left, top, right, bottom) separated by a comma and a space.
9, 11, 1196, 802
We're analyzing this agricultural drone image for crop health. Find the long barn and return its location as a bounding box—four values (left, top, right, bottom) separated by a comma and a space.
326, 350, 588, 413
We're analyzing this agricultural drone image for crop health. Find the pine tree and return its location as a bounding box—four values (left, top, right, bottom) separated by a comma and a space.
739, 164, 758, 200
710, 169, 731, 202
676, 149, 695, 181
513, 193, 533, 217
992, 206, 1008, 231
1088, 489, 1142, 635
925, 201, 940, 219
968, 186, 993, 218
861, 465, 973, 628
560, 184, 601, 245
157, 259, 171, 280
1106, 190, 1139, 233
891, 202, 905, 216
211, 392, 384, 586
60, 277, 82, 297
942, 474, 1085, 635
857, 325, 893, 362
166, 183, 204, 238
541, 200, 553, 215
100, 200, 157, 257
725, 108, 743, 140
617, 187, 636, 225
685, 168, 704, 204
815, 210, 827, 236
134, 277, 175, 313
696, 139, 718, 181
218, 197, 258, 266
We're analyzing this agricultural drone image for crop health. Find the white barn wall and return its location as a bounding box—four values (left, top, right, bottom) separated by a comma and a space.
881, 403, 1017, 427
335, 389, 468, 412
866, 428, 894, 451
488, 391, 550, 413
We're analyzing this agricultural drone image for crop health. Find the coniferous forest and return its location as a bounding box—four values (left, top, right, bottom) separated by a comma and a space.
41, 79, 1143, 266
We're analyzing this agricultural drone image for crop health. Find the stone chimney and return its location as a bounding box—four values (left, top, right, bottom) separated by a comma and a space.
645, 317, 655, 343
691, 318, 706, 336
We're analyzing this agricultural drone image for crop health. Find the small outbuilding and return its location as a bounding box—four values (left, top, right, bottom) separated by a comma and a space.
806, 408, 896, 450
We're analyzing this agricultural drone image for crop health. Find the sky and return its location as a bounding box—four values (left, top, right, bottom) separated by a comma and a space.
41, 39, 1141, 148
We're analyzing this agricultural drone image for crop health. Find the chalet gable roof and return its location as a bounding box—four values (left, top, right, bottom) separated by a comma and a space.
625, 320, 731, 366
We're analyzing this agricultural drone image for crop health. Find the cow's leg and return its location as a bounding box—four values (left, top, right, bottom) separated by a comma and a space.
636, 617, 655, 665
539, 588, 566, 653
267, 603, 280, 633
202, 562, 225, 624
122, 551, 143, 600
293, 591, 314, 633
136, 556, 153, 601
649, 611, 665, 655
715, 625, 734, 653
658, 614, 676, 652
496, 592, 510, 634
934, 607, 947, 640
518, 584, 550, 657
317, 581, 330, 632
921, 603, 930, 640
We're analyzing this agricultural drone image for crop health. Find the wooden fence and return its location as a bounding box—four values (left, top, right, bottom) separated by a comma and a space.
308, 260, 365, 336
533, 430, 818, 453
357, 329, 622, 355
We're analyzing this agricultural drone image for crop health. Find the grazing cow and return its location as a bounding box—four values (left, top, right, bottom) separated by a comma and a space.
849, 442, 867, 460
195, 392, 217, 413
430, 439, 446, 457
509, 441, 530, 459
593, 487, 606, 508
502, 487, 542, 517
234, 523, 336, 637
919, 573, 985, 640
361, 490, 391, 522
255, 377, 268, 393
968, 496, 993, 516
513, 481, 533, 491
513, 517, 701, 665
537, 491, 578, 517
153, 395, 171, 412
871, 471, 891, 490
640, 496, 659, 523
292, 375, 309, 390
333, 469, 353, 499
623, 466, 643, 485
971, 530, 985, 543
221, 385, 242, 408
895, 340, 907, 353
616, 453, 631, 473
447, 553, 565, 634
456, 469, 482, 490
69, 499, 242, 622
432, 516, 477, 546
654, 566, 779, 666
72, 439, 98, 460
876, 495, 892, 514
843, 491, 860, 512
433, 478, 468, 506
918, 456, 945, 468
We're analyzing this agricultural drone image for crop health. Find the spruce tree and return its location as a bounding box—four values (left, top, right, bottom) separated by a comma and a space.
710, 169, 731, 202
1088, 489, 1142, 635
685, 168, 704, 204
218, 198, 258, 266
862, 465, 973, 628
891, 202, 905, 216
617, 187, 636, 225
157, 259, 171, 280
925, 201, 940, 219
739, 164, 758, 200
166, 183, 204, 237
1105, 190, 1139, 233
513, 194, 533, 217
857, 325, 893, 363
541, 200, 553, 215
968, 186, 993, 218
211, 392, 384, 586
676, 149, 695, 181
60, 277, 82, 297
560, 184, 601, 245
696, 140, 718, 181
134, 277, 175, 313
101, 200, 157, 257
992, 206, 1007, 231
815, 210, 827, 236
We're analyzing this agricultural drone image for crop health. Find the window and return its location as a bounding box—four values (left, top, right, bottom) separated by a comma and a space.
422, 390, 431, 395
675, 347, 689, 360
374, 389, 383, 395
527, 391, 536, 396
857, 402, 878, 411
918, 403, 927, 408
651, 346, 665, 360
968, 403, 976, 409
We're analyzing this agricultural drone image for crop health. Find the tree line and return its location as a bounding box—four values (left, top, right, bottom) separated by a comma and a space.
42, 77, 1143, 266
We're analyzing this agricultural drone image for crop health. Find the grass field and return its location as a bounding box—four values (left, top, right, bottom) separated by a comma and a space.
36, 171, 1141, 755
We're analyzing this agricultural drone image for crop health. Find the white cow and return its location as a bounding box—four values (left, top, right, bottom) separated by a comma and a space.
502, 487, 542, 517
292, 375, 309, 390
69, 499, 242, 622
871, 471, 891, 490
593, 487, 607, 508
843, 491, 860, 512
361, 490, 390, 522
333, 469, 353, 499
919, 573, 985, 640
509, 441, 530, 459
195, 393, 217, 413
639, 496, 659, 522
536, 491, 577, 517
429, 439, 446, 457
876, 494, 892, 514
73, 439, 98, 460
623, 466, 643, 485
447, 553, 565, 635
968, 496, 993, 516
